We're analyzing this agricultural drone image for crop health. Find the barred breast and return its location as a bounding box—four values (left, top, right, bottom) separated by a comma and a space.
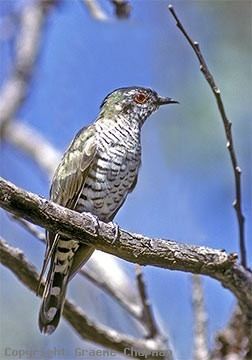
76, 120, 141, 222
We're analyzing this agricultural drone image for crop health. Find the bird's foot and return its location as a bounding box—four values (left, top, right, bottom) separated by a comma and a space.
109, 222, 120, 245
82, 212, 100, 237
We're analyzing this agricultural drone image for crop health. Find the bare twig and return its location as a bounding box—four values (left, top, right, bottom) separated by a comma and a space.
0, 238, 172, 360
168, 5, 247, 269
110, 0, 131, 19
0, 1, 55, 135
192, 275, 209, 360
1, 177, 252, 333
136, 265, 162, 340
82, 0, 109, 21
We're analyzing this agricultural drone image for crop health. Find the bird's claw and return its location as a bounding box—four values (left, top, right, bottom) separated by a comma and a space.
110, 222, 120, 245
92, 214, 100, 237
83, 212, 100, 237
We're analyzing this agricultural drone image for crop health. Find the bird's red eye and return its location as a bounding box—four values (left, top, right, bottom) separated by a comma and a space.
133, 93, 148, 104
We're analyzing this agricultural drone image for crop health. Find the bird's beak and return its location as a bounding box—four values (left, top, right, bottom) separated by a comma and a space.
157, 96, 179, 106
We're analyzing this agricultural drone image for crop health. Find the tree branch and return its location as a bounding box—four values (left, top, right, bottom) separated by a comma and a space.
0, 176, 251, 335
136, 265, 161, 340
0, 177, 236, 271
0, 238, 172, 360
168, 5, 247, 269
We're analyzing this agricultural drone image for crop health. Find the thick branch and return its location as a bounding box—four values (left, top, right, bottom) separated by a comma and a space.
168, 5, 247, 268
0, 177, 251, 329
0, 177, 236, 271
0, 238, 171, 360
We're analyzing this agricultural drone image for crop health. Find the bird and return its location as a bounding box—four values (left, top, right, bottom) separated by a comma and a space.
38, 86, 178, 334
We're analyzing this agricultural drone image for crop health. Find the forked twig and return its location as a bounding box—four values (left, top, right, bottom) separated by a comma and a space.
168, 5, 247, 268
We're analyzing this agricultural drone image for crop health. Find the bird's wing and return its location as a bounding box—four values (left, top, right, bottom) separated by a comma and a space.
39, 125, 97, 285
50, 125, 97, 209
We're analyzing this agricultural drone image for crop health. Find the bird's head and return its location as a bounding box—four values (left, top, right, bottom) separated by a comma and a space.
99, 86, 178, 126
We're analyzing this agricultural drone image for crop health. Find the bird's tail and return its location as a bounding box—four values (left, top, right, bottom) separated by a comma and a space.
39, 238, 94, 334
38, 236, 81, 334
38, 257, 70, 334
